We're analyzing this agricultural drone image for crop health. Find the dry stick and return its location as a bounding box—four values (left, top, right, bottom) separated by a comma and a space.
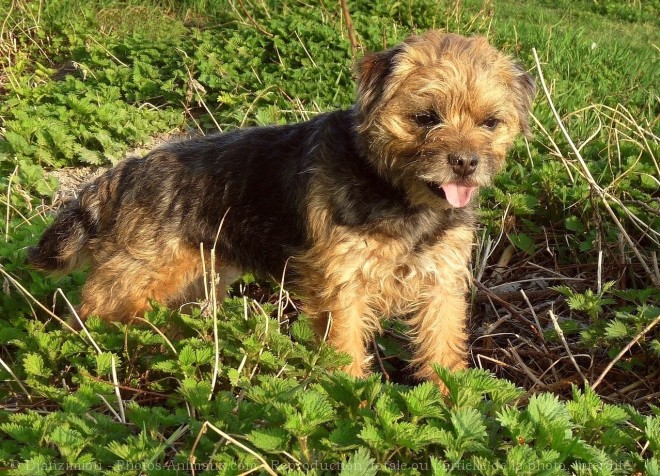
277, 257, 291, 325
294, 30, 317, 68
3, 274, 130, 415
520, 290, 545, 342
133, 317, 178, 356
339, 0, 359, 57
2, 197, 36, 229
190, 421, 277, 476
235, 0, 273, 37
592, 312, 660, 390
97, 394, 122, 422
472, 279, 539, 334
209, 209, 231, 399
507, 345, 546, 389
110, 355, 126, 423
0, 355, 32, 401
532, 48, 660, 288
5, 164, 18, 242
547, 309, 587, 385
178, 49, 223, 133
58, 285, 126, 423
0, 266, 77, 334
372, 336, 390, 381
55, 288, 102, 354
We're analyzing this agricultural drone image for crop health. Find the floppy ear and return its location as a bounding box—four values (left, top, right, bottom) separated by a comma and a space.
355, 45, 402, 118
511, 63, 536, 136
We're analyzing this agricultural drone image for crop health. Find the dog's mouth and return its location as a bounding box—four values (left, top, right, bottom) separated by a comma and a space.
426, 182, 477, 208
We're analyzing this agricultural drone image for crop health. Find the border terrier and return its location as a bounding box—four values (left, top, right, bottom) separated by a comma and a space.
29, 31, 534, 383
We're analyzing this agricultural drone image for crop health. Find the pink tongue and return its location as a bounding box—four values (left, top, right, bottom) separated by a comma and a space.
441, 183, 477, 208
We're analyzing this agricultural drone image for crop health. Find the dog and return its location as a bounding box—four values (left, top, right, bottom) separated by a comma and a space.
29, 31, 534, 383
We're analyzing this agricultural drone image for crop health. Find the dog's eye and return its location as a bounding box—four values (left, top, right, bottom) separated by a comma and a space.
482, 117, 501, 130
414, 112, 441, 127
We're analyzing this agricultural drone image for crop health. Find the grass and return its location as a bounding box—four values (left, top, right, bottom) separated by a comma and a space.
0, 0, 659, 474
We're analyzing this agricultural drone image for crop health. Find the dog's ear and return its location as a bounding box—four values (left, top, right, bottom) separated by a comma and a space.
511, 63, 536, 137
355, 45, 402, 118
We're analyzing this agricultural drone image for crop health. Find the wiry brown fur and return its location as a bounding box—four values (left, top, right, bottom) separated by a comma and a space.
29, 31, 534, 384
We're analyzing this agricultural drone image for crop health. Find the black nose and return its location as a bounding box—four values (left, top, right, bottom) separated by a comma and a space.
448, 154, 478, 176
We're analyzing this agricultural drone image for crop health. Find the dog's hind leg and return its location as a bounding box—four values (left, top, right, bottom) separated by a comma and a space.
173, 261, 242, 314
79, 244, 204, 323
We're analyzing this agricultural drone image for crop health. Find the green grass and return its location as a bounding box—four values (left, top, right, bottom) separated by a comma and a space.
1, 0, 659, 474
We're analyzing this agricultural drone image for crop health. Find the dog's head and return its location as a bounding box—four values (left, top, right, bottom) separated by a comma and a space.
355, 31, 535, 209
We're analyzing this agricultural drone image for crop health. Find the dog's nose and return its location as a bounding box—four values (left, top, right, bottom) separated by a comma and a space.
448, 154, 478, 176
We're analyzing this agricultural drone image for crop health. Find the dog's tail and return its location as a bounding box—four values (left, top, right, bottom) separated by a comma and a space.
27, 199, 95, 274
27, 159, 129, 274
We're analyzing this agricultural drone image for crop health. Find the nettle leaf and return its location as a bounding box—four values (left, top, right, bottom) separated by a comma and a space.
527, 393, 573, 447
396, 422, 444, 450
74, 145, 103, 165
341, 447, 377, 476
249, 427, 291, 453
433, 366, 460, 400
124, 402, 189, 429
450, 408, 488, 452
601, 426, 637, 449
497, 406, 535, 444
375, 394, 402, 427
650, 340, 660, 358
107, 430, 165, 464
62, 386, 99, 414
179, 344, 214, 367
284, 390, 335, 437
604, 320, 629, 339
18, 454, 55, 476
48, 425, 86, 462
360, 374, 384, 406
645, 417, 660, 453
508, 233, 535, 254
314, 343, 353, 370
565, 215, 586, 233
568, 444, 615, 474
327, 420, 362, 449
435, 367, 522, 411
226, 367, 244, 386
300, 390, 335, 422
247, 375, 299, 404
503, 445, 532, 476
290, 318, 315, 343
473, 455, 504, 476
23, 353, 52, 378
259, 350, 279, 367
359, 424, 391, 453
645, 458, 660, 476
402, 381, 446, 419
178, 378, 212, 411
567, 385, 603, 425
430, 457, 450, 475
321, 372, 365, 408
151, 359, 179, 374
95, 352, 115, 375
1, 414, 44, 444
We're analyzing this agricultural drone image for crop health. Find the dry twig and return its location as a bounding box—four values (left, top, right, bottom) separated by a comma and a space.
339, 0, 359, 56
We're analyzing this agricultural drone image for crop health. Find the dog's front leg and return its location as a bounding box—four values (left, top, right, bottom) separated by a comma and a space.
306, 289, 375, 378
408, 285, 468, 382
329, 297, 373, 378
